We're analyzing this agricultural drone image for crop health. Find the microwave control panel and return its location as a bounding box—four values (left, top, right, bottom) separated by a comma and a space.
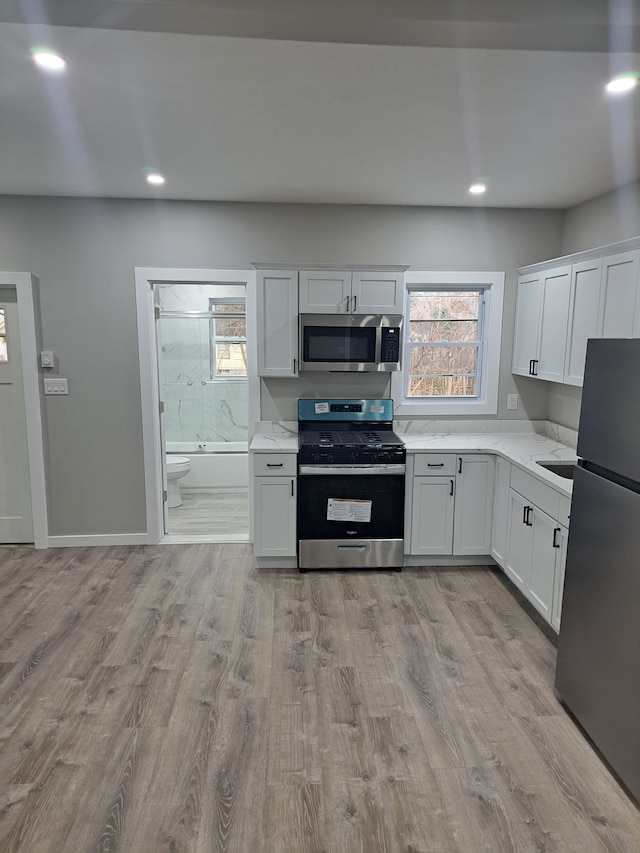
381, 327, 401, 362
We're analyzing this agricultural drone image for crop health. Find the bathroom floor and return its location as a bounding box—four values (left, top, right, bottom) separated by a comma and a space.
166, 487, 249, 537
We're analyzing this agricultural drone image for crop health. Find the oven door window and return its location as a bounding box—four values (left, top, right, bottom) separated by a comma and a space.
298, 473, 404, 539
302, 325, 376, 364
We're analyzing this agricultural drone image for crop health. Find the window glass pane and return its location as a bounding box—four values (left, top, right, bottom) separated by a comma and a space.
216, 316, 246, 338
409, 319, 478, 343
0, 308, 6, 362
215, 342, 247, 375
406, 287, 483, 399
213, 302, 244, 315
407, 374, 476, 397
409, 291, 480, 322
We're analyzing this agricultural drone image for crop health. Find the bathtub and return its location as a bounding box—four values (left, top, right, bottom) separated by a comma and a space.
166, 441, 248, 489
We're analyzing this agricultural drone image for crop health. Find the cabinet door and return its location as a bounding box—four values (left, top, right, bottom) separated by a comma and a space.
551, 524, 568, 632
537, 265, 571, 382
410, 476, 454, 555
257, 270, 299, 376
512, 272, 543, 376
505, 489, 532, 592
253, 476, 296, 558
352, 272, 404, 314
490, 456, 511, 567
299, 270, 351, 314
564, 258, 603, 386
453, 454, 494, 555
598, 250, 640, 339
528, 508, 557, 622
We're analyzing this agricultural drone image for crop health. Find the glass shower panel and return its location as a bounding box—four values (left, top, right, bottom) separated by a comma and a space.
159, 314, 248, 445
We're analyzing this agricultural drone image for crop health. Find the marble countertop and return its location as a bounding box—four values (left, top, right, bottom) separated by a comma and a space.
250, 429, 576, 496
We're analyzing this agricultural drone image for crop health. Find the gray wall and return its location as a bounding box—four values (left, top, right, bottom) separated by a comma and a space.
549, 179, 640, 431
0, 196, 563, 536
562, 180, 640, 255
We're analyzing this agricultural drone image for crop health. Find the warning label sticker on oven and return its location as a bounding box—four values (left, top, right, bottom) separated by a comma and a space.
327, 498, 372, 522
315, 402, 329, 414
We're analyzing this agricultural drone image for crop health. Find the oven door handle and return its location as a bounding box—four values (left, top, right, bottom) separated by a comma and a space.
299, 464, 406, 475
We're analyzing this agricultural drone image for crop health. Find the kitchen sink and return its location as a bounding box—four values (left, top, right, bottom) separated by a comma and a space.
536, 461, 576, 480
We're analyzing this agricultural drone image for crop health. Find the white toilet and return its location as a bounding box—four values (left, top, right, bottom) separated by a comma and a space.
165, 455, 191, 508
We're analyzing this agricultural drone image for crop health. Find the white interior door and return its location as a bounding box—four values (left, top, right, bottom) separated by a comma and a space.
0, 288, 33, 542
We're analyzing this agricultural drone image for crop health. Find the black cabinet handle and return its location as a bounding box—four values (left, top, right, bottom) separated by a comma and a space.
458, 458, 462, 474
522, 505, 528, 525
427, 462, 444, 467
523, 505, 533, 526
531, 359, 539, 376
291, 479, 295, 497
553, 527, 561, 548
267, 463, 283, 467
450, 479, 454, 496
352, 294, 357, 313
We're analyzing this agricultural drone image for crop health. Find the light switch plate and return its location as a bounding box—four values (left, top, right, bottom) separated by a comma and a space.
44, 378, 68, 395
507, 393, 518, 410
40, 350, 54, 368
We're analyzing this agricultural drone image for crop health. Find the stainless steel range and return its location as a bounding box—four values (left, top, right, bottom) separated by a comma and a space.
297, 399, 406, 570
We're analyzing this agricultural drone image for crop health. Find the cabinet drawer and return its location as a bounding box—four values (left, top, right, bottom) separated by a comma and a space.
510, 466, 560, 518
413, 454, 456, 476
558, 494, 572, 527
253, 453, 297, 476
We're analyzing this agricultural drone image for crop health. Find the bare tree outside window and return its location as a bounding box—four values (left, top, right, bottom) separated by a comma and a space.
407, 290, 483, 397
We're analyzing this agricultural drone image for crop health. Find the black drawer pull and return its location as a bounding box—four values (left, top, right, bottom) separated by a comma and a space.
427, 462, 444, 467
267, 463, 283, 467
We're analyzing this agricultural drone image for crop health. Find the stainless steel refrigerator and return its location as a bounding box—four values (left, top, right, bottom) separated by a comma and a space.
555, 337, 640, 802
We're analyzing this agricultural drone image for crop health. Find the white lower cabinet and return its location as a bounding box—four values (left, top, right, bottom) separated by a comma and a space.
253, 454, 297, 559
409, 453, 494, 556
411, 475, 455, 555
551, 525, 568, 632
504, 470, 569, 628
490, 456, 511, 566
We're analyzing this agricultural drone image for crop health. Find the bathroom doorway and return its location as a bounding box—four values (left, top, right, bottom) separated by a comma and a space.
156, 281, 250, 539
135, 267, 258, 545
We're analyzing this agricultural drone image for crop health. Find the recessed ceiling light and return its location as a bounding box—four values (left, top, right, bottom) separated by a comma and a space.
31, 48, 66, 72
469, 183, 487, 195
606, 74, 638, 94
146, 173, 165, 185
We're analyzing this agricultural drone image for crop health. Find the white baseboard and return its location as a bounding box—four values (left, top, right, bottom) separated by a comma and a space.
402, 555, 496, 567
45, 533, 152, 548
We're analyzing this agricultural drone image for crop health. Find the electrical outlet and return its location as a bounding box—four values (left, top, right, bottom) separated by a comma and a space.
507, 393, 518, 410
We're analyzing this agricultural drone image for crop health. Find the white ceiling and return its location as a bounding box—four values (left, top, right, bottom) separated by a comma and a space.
1, 0, 640, 208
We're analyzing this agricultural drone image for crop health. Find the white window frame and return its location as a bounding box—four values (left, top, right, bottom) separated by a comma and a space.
209, 296, 247, 380
392, 271, 504, 416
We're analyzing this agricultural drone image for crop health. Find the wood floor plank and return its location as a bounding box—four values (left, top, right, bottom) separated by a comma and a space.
1, 544, 639, 852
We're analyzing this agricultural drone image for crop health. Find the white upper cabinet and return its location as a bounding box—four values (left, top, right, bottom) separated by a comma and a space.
299, 269, 404, 314
515, 238, 640, 388
299, 270, 352, 313
512, 271, 544, 376
598, 250, 640, 339
256, 269, 299, 377
564, 258, 603, 386
512, 265, 570, 381
537, 266, 571, 382
352, 271, 404, 314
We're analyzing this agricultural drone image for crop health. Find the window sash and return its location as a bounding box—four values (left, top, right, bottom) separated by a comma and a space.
405, 287, 486, 400
209, 298, 247, 379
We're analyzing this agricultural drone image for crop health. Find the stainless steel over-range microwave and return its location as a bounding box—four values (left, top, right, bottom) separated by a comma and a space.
299, 313, 403, 372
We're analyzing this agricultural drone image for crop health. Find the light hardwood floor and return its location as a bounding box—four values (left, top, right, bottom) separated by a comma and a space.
1, 543, 639, 852
167, 489, 249, 537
